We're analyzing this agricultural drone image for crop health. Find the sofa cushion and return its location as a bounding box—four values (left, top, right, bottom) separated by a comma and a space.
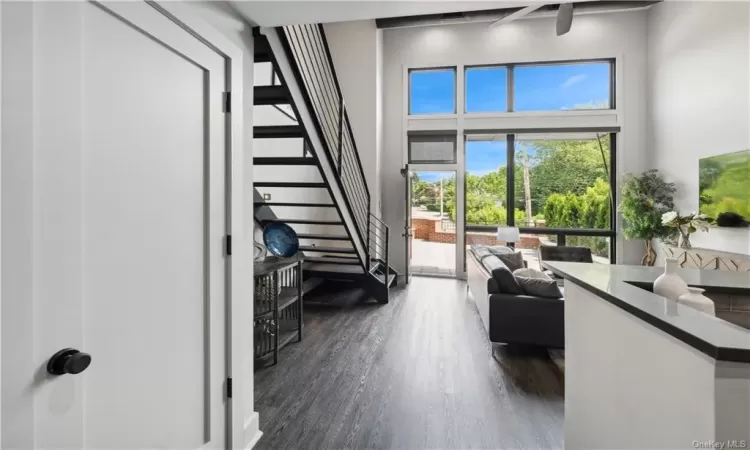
513, 267, 549, 279
482, 255, 522, 294
515, 275, 563, 299
496, 251, 525, 271
471, 245, 493, 262
486, 246, 515, 256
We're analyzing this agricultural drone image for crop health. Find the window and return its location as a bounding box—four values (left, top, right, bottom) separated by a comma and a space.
409, 68, 456, 115
464, 135, 509, 226
465, 66, 508, 113
514, 133, 613, 260
408, 133, 457, 163
460, 132, 617, 268
514, 61, 612, 111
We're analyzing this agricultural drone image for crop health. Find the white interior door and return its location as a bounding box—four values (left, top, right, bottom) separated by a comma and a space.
2, 2, 229, 448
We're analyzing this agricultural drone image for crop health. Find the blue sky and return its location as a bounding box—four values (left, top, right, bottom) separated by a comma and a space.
418, 141, 513, 182
410, 62, 608, 179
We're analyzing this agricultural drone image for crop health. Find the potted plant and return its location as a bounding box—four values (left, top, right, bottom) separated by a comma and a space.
618, 170, 677, 266
661, 211, 710, 249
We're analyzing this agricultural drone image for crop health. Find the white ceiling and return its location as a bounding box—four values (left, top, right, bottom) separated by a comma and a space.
230, 0, 552, 27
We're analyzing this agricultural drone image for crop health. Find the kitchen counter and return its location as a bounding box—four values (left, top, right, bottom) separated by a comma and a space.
545, 262, 750, 362
546, 262, 750, 449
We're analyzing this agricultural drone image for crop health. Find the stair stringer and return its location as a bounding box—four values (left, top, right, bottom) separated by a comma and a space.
260, 27, 366, 267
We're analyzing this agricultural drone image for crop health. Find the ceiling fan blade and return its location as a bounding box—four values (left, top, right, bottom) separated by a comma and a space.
556, 3, 574, 36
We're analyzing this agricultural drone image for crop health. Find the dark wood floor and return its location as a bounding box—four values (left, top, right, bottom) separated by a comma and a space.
254, 276, 564, 450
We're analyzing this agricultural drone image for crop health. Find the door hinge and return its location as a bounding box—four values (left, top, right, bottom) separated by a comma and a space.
225, 235, 232, 256
223, 92, 231, 113
227, 377, 232, 398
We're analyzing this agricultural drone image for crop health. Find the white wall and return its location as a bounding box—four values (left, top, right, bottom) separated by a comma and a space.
184, 3, 262, 448
324, 20, 383, 215
647, 1, 750, 256
382, 11, 649, 273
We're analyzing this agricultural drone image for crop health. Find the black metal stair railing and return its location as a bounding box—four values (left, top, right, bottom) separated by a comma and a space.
278, 24, 387, 274
368, 213, 389, 275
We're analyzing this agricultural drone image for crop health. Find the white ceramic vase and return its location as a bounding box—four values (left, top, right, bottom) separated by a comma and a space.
653, 258, 688, 301
678, 287, 715, 316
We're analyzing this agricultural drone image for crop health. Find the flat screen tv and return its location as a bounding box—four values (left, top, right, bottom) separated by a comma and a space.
699, 149, 750, 220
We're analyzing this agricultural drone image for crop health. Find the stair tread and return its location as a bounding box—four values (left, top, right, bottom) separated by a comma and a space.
304, 256, 360, 265
254, 182, 326, 188
269, 218, 343, 225
299, 246, 356, 254
253, 157, 316, 166
303, 262, 365, 274
254, 85, 290, 105
298, 233, 350, 240
253, 125, 304, 139
254, 202, 335, 208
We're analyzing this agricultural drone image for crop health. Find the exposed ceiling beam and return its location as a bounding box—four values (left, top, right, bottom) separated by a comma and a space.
490, 4, 545, 27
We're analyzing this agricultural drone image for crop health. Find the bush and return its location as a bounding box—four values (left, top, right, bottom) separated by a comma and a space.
541, 178, 611, 257
424, 204, 441, 212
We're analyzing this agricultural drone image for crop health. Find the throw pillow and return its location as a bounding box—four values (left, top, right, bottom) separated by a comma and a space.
513, 267, 550, 280
496, 251, 525, 272
515, 276, 563, 299
482, 255, 522, 295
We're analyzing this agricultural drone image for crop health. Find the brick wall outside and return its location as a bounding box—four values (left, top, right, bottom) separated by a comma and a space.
412, 218, 434, 240
411, 218, 541, 248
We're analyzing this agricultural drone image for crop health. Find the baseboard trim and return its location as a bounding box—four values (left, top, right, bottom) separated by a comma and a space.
244, 411, 262, 450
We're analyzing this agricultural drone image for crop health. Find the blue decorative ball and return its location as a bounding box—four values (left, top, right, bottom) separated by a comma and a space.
263, 222, 299, 258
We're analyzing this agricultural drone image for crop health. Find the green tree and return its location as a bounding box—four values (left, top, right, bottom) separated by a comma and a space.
523, 137, 610, 213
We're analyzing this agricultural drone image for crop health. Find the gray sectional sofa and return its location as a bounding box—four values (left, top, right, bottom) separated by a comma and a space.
467, 245, 564, 348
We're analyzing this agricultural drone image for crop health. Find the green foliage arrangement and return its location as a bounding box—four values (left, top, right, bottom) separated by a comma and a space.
618, 170, 676, 265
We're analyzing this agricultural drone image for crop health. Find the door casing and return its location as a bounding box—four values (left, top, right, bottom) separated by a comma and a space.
405, 163, 466, 280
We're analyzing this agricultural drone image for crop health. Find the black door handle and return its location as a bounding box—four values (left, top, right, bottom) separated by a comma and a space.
47, 348, 92, 375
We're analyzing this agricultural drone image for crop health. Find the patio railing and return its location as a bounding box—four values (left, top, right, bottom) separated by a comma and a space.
440, 219, 456, 232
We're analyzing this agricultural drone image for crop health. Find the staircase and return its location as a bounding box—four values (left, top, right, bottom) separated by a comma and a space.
253, 25, 397, 303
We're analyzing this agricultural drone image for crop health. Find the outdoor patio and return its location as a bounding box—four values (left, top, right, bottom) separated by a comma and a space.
410, 239, 543, 276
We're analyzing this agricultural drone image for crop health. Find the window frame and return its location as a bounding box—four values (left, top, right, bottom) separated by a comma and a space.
407, 66, 458, 116
408, 131, 458, 164
463, 58, 616, 114
462, 130, 618, 266
463, 64, 512, 114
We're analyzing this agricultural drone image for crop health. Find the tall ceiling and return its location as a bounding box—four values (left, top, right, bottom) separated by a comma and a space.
231, 0, 565, 27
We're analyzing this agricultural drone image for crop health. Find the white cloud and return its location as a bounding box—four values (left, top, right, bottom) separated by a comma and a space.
561, 74, 587, 88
